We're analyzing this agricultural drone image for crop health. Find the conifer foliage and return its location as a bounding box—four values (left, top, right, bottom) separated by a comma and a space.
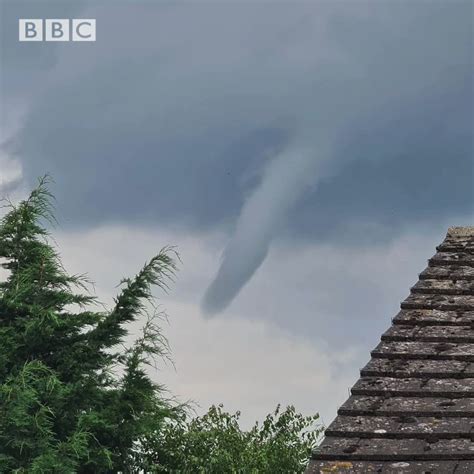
0, 178, 321, 473
0, 177, 181, 472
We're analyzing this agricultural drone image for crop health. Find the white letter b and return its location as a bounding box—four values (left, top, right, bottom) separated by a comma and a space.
19, 19, 43, 41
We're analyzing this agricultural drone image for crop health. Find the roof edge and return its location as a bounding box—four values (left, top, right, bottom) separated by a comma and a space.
447, 226, 474, 237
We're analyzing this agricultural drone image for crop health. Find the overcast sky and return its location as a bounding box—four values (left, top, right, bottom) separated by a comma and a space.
1, 0, 473, 427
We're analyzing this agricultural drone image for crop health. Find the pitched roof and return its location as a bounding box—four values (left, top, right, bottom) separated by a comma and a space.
308, 227, 474, 473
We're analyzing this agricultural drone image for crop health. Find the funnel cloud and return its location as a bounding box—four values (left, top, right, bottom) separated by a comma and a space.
202, 143, 324, 315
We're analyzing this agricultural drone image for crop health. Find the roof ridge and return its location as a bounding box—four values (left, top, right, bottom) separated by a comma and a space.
447, 226, 474, 237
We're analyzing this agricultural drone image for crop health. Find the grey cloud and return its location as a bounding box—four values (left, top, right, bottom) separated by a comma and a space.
291, 80, 473, 244
1, 1, 472, 311
3, 2, 470, 234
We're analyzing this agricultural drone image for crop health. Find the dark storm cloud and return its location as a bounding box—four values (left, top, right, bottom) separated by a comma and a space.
0, 0, 88, 127
292, 76, 473, 242
2, 1, 472, 237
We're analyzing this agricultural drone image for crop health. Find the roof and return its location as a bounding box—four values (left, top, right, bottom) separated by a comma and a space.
308, 226, 474, 473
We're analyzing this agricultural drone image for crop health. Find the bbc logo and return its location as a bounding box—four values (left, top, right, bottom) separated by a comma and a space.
19, 19, 96, 42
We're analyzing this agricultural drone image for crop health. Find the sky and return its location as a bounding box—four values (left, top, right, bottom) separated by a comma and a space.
0, 0, 473, 428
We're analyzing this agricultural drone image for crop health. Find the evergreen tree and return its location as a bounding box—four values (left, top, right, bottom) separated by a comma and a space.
0, 177, 181, 472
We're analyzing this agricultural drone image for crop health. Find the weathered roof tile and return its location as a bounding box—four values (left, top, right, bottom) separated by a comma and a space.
393, 309, 474, 326
338, 396, 474, 418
